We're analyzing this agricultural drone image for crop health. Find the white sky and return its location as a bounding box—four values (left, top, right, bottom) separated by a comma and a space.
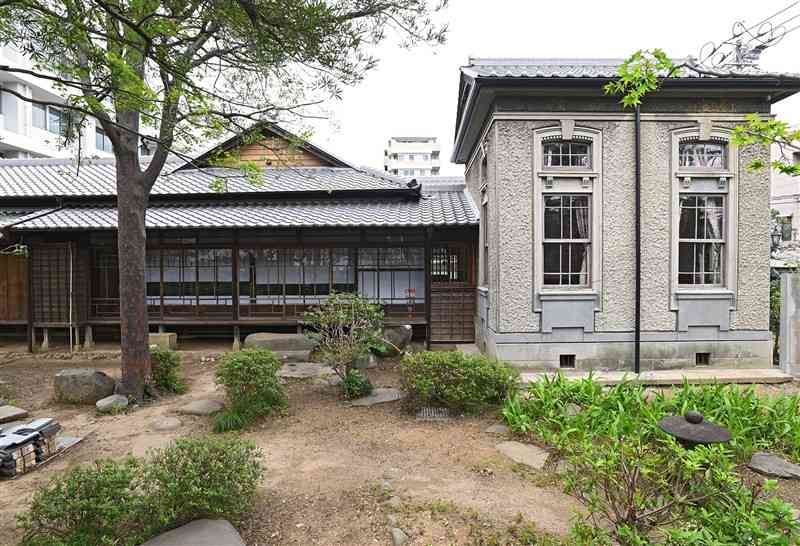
305, 0, 800, 175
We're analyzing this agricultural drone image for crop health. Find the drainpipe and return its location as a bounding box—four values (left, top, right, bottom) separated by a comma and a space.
634, 105, 642, 374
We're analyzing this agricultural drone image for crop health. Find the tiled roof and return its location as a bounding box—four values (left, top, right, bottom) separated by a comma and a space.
0, 159, 406, 198
10, 192, 478, 230
462, 57, 800, 80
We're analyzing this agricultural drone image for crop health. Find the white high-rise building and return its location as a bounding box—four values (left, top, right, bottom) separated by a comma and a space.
383, 136, 440, 177
0, 46, 152, 159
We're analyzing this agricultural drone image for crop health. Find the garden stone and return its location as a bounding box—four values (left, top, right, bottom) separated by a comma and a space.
496, 441, 549, 470
278, 362, 335, 379
386, 496, 403, 509
95, 394, 128, 413
0, 405, 28, 424
348, 388, 405, 407
381, 325, 413, 356
278, 350, 312, 363
54, 369, 116, 404
387, 514, 398, 526
354, 352, 378, 370
243, 332, 315, 352
748, 452, 800, 479
151, 416, 182, 431
140, 519, 245, 546
390, 527, 409, 546
178, 399, 224, 416
565, 403, 581, 417
485, 423, 509, 435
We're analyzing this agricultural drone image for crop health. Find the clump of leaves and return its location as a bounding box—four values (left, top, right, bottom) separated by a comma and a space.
17, 437, 263, 546
603, 49, 679, 107
149, 347, 186, 394
401, 351, 519, 414
303, 291, 383, 395
214, 348, 287, 431
342, 368, 373, 400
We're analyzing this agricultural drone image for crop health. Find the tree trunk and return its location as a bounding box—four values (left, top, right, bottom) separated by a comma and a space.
116, 158, 151, 400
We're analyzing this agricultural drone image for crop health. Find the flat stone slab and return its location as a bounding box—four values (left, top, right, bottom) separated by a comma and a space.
96, 394, 128, 413
485, 424, 510, 435
348, 388, 406, 407
140, 519, 245, 546
390, 527, 409, 546
496, 441, 549, 470
0, 405, 28, 424
749, 452, 800, 479
151, 417, 182, 432
278, 362, 335, 379
244, 332, 315, 352
522, 368, 793, 386
55, 436, 83, 452
178, 399, 224, 416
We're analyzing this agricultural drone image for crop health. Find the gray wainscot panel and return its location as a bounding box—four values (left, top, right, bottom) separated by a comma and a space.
540, 292, 597, 333
676, 291, 733, 332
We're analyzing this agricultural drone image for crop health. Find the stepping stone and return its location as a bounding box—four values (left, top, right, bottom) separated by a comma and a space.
56, 436, 83, 452
278, 362, 335, 379
485, 424, 510, 435
748, 452, 800, 479
151, 417, 182, 432
140, 519, 245, 546
178, 399, 224, 416
0, 405, 28, 424
96, 394, 128, 413
390, 527, 409, 546
496, 441, 549, 470
348, 388, 405, 407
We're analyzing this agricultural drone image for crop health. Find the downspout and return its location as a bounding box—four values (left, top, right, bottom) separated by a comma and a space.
634, 105, 642, 374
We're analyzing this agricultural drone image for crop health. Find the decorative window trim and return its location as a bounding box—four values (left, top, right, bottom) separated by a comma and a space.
670, 126, 738, 311
533, 125, 603, 313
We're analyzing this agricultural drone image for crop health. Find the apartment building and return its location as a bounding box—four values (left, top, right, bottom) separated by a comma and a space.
769, 144, 800, 240
383, 136, 441, 177
0, 46, 150, 159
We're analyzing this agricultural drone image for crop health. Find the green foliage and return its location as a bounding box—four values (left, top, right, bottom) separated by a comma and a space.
141, 437, 263, 528
149, 347, 186, 394
400, 351, 519, 414
603, 49, 678, 107
215, 348, 287, 430
504, 375, 800, 545
733, 114, 800, 177
304, 291, 384, 385
213, 409, 250, 433
342, 368, 373, 400
18, 437, 263, 546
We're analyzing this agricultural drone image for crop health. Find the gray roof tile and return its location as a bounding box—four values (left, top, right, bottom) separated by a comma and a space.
11, 192, 478, 230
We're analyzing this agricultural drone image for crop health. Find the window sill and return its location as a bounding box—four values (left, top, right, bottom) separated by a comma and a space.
538, 170, 598, 178
675, 289, 734, 300
540, 289, 597, 301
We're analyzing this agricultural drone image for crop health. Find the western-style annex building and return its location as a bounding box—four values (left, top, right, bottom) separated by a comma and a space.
2, 57, 800, 371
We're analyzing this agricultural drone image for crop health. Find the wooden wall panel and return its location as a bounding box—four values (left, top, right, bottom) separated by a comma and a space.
234, 137, 329, 167
0, 254, 28, 322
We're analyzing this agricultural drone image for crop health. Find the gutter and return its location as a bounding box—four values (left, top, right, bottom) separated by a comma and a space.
634, 105, 642, 374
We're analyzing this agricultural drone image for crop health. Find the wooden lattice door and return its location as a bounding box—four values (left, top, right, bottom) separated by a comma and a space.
429, 244, 476, 343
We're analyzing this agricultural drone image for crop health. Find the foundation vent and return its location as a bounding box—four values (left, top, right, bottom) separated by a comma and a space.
695, 353, 711, 366
559, 354, 576, 369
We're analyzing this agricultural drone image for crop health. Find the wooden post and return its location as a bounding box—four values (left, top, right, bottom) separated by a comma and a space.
232, 325, 241, 351
84, 325, 94, 350
41, 327, 49, 351
425, 227, 432, 349
26, 244, 34, 353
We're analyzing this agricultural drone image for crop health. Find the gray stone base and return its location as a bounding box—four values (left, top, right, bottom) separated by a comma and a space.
483, 328, 772, 371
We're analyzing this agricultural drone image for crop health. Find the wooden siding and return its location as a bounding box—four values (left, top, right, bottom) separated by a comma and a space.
233, 136, 330, 167
0, 255, 27, 322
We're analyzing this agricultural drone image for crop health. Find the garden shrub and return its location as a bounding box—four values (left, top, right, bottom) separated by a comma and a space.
400, 351, 519, 414
303, 291, 383, 396
17, 437, 263, 546
150, 347, 186, 394
342, 368, 373, 400
214, 348, 287, 431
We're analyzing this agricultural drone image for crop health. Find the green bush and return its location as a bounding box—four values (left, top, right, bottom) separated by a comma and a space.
150, 347, 186, 394
342, 369, 373, 400
214, 348, 287, 431
17, 437, 263, 546
400, 351, 519, 414
142, 437, 263, 528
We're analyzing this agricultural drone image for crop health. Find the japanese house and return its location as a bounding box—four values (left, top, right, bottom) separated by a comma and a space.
0, 122, 478, 349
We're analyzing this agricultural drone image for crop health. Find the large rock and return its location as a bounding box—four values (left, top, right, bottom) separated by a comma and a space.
278, 362, 335, 379
140, 519, 245, 546
496, 441, 549, 470
749, 452, 800, 479
54, 369, 116, 404
96, 394, 128, 413
243, 333, 315, 352
380, 325, 413, 356
0, 405, 28, 424
353, 352, 378, 370
178, 399, 224, 416
149, 332, 177, 350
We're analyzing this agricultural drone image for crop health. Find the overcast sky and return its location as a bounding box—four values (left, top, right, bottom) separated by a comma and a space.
304, 0, 800, 175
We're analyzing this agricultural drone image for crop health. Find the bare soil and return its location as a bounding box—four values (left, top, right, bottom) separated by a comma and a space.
0, 348, 577, 546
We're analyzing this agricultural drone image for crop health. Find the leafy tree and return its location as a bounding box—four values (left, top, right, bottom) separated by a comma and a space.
0, 0, 447, 398
605, 49, 799, 176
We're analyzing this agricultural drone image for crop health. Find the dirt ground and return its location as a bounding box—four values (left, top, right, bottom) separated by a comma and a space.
0, 347, 579, 546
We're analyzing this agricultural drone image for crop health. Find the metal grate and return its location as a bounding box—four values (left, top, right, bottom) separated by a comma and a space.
416, 407, 451, 421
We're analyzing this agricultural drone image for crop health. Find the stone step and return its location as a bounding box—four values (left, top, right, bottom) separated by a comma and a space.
521, 368, 793, 387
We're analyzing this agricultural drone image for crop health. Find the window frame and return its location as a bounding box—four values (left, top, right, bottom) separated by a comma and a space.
678, 139, 728, 171
677, 194, 726, 287
533, 125, 603, 312
542, 194, 592, 287
670, 126, 738, 310
541, 137, 593, 170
